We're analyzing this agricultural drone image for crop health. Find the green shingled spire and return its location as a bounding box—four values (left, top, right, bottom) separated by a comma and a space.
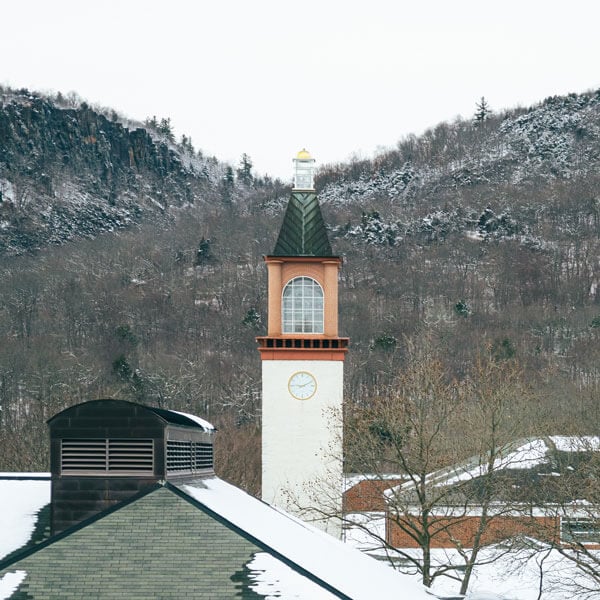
272, 191, 333, 257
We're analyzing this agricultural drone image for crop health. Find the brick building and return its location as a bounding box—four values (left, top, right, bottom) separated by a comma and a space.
344, 475, 404, 512
384, 437, 600, 550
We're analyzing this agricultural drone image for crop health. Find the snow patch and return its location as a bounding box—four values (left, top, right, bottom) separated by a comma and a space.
0, 479, 50, 560
343, 512, 387, 552
0, 571, 27, 600
170, 410, 214, 431
0, 179, 15, 204
465, 230, 484, 241
418, 439, 550, 490
246, 552, 337, 599
549, 435, 600, 452
343, 473, 404, 491
389, 437, 600, 497
0, 473, 49, 479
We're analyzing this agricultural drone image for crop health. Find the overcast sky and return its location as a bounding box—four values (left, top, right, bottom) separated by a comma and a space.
2, 0, 599, 181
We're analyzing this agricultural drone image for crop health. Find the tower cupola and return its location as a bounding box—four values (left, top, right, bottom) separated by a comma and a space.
293, 148, 316, 191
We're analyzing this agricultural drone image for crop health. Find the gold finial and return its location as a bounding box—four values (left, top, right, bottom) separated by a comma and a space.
296, 148, 312, 160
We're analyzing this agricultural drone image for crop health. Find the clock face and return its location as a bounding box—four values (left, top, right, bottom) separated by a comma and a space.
288, 371, 317, 400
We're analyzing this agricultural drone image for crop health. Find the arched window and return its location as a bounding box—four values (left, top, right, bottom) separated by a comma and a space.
282, 277, 324, 333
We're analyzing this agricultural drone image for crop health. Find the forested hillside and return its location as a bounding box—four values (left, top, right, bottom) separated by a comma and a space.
318, 90, 599, 383
0, 87, 598, 495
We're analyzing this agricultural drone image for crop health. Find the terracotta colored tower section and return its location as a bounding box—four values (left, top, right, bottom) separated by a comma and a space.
256, 255, 348, 360
259, 151, 347, 537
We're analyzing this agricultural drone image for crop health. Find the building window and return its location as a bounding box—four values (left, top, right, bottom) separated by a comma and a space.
61, 439, 154, 475
561, 517, 600, 545
282, 277, 324, 334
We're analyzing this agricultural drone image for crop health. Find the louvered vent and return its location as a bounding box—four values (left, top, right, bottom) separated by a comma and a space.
194, 442, 213, 470
167, 440, 213, 474
61, 439, 154, 475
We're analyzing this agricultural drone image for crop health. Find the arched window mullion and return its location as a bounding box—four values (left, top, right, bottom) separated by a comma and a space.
282, 277, 323, 334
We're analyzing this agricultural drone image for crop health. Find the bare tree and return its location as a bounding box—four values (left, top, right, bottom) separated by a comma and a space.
454, 354, 535, 595
520, 437, 600, 598
340, 340, 538, 594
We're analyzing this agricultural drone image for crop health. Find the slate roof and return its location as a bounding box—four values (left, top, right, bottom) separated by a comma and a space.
0, 477, 432, 600
272, 191, 334, 257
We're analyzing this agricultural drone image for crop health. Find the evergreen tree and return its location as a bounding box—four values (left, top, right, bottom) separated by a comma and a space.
158, 117, 175, 142
186, 136, 195, 154
178, 134, 194, 155
237, 153, 253, 185
195, 237, 213, 265
144, 115, 158, 130
219, 166, 235, 203
474, 96, 492, 124
242, 308, 261, 329
224, 166, 234, 187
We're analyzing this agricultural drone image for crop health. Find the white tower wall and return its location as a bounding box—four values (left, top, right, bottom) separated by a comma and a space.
262, 359, 343, 537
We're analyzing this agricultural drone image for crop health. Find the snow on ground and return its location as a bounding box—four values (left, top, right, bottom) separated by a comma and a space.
180, 477, 433, 600
0, 478, 50, 560
344, 518, 600, 600
435, 544, 600, 600
343, 512, 386, 551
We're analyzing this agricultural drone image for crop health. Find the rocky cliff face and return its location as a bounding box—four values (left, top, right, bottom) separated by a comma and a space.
0, 89, 221, 255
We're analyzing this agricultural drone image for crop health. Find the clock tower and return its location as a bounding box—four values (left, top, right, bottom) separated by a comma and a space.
258, 150, 348, 537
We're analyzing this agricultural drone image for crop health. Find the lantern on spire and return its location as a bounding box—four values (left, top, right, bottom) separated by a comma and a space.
293, 149, 315, 190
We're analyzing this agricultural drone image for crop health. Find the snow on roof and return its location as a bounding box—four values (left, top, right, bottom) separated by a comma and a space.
0, 570, 27, 600
549, 435, 600, 452
247, 552, 337, 599
169, 410, 214, 431
180, 477, 432, 600
0, 478, 50, 561
387, 436, 600, 498
343, 473, 404, 491
400, 439, 548, 492
0, 474, 50, 479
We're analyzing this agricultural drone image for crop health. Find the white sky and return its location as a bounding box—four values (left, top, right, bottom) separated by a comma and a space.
1, 0, 599, 182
